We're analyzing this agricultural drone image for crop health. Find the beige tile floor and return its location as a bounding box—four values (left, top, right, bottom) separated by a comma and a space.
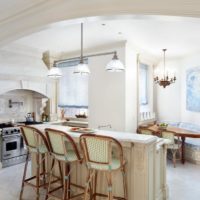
0, 161, 200, 200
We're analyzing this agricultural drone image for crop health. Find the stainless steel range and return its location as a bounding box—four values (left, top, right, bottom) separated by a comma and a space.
0, 123, 27, 168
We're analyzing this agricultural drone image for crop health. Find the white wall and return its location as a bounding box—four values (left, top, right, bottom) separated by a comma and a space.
0, 44, 48, 77
0, 44, 57, 121
155, 59, 181, 122
87, 42, 140, 132
125, 43, 138, 131
88, 45, 126, 131
0, 44, 52, 97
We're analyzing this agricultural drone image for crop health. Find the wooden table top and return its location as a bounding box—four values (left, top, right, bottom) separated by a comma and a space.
148, 125, 200, 138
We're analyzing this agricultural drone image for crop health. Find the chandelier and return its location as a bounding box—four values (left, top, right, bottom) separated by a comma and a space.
154, 49, 176, 88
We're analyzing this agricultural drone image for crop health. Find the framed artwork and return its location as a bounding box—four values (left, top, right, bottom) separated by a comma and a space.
186, 66, 200, 112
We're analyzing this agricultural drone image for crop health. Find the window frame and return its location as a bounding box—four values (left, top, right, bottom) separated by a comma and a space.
139, 63, 149, 106
57, 58, 89, 117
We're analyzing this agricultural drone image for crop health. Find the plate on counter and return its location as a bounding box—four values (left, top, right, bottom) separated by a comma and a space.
69, 127, 95, 134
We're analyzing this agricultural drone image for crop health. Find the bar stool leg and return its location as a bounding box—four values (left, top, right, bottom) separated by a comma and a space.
122, 166, 128, 200
84, 169, 93, 200
42, 154, 46, 188
63, 162, 70, 200
19, 152, 29, 200
45, 157, 55, 200
67, 164, 71, 198
106, 172, 113, 200
58, 161, 63, 186
36, 153, 40, 200
93, 171, 98, 200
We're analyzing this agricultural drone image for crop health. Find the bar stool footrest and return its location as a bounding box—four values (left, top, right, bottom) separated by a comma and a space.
95, 192, 126, 200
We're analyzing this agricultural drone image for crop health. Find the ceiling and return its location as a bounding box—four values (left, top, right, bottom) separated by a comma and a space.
11, 16, 200, 58
1, 0, 200, 48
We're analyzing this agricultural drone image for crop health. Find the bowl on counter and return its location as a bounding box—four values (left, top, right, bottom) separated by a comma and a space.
157, 123, 168, 130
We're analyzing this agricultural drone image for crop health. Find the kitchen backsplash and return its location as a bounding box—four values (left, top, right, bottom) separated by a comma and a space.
0, 96, 26, 122
0, 89, 46, 123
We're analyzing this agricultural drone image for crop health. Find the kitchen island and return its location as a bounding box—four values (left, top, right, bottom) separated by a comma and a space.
31, 124, 168, 200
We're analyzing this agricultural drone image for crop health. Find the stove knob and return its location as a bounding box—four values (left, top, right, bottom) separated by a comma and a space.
17, 129, 20, 133
11, 130, 13, 134
5, 131, 8, 134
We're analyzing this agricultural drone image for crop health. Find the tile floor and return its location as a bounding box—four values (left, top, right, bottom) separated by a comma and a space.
0, 161, 200, 200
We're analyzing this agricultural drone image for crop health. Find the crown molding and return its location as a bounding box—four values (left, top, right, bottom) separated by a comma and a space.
0, 0, 61, 25
0, 73, 53, 83
1, 43, 43, 58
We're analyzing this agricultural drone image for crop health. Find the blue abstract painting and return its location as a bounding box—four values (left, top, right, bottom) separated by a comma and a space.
186, 67, 200, 112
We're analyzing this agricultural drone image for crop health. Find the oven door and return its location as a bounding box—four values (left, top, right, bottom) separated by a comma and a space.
2, 135, 21, 160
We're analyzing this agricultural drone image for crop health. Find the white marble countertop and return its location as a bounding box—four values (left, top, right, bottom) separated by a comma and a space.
31, 124, 158, 144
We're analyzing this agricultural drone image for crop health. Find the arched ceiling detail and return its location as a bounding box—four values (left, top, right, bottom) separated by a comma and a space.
0, 0, 200, 47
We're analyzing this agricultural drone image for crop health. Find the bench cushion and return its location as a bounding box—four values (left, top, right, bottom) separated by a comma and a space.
179, 122, 200, 133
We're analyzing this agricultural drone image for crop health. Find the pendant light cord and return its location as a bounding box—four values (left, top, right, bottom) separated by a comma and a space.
163, 49, 167, 79
80, 23, 83, 63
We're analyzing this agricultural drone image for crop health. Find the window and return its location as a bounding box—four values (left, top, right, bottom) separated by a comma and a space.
58, 59, 89, 117
139, 63, 148, 105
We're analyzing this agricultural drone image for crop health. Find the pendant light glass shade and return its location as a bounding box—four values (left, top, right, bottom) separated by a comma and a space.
47, 63, 62, 78
74, 62, 90, 75
106, 52, 125, 72
74, 23, 90, 75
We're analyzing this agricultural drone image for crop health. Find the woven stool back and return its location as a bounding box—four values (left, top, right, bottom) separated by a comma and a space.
20, 126, 49, 153
45, 128, 81, 162
80, 134, 123, 168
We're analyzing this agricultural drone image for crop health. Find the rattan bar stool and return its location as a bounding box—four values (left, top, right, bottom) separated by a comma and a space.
45, 128, 84, 200
20, 126, 56, 200
80, 134, 128, 200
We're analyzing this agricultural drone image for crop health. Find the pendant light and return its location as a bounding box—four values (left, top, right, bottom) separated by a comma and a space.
47, 62, 62, 78
74, 23, 90, 75
154, 49, 176, 88
106, 51, 125, 72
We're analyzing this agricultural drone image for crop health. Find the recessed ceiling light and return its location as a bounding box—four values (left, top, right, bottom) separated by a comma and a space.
101, 23, 106, 26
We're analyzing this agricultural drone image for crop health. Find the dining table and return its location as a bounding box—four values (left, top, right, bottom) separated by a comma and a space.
147, 125, 200, 164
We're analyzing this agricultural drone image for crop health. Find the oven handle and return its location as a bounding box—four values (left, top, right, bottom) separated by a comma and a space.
2, 134, 21, 141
